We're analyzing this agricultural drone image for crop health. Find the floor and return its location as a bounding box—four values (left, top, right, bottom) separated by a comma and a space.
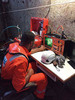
22, 76, 75, 100
0, 76, 75, 100
0, 67, 75, 100
45, 77, 75, 100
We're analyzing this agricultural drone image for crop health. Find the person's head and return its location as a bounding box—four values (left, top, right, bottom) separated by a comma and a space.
20, 31, 35, 51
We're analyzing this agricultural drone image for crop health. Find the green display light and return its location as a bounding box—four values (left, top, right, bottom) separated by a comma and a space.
45, 37, 53, 47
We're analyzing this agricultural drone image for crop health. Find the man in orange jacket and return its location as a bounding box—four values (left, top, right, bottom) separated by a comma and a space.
1, 31, 48, 100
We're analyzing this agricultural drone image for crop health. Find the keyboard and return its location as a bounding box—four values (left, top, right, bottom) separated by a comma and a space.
68, 60, 75, 69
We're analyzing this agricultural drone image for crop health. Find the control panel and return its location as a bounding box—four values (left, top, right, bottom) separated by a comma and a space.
43, 35, 70, 56
51, 37, 65, 55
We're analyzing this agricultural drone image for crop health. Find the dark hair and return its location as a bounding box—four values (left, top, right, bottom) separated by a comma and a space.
21, 31, 35, 46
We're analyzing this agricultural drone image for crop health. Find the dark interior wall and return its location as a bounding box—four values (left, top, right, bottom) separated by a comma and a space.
0, 0, 51, 41
0, 0, 75, 42
6, 0, 51, 33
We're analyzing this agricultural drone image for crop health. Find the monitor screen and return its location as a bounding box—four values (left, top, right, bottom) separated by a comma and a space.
71, 48, 75, 62
70, 46, 75, 63
68, 41, 75, 69
68, 41, 75, 62
45, 37, 53, 47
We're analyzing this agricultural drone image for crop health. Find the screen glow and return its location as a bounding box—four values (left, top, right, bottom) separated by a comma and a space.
45, 37, 53, 47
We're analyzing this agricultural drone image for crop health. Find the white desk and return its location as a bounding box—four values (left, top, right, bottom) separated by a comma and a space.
31, 51, 75, 83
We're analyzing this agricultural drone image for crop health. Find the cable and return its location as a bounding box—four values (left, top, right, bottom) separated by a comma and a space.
0, 1, 75, 15
0, 25, 22, 38
56, 25, 64, 32
45, 7, 50, 18
0, 25, 22, 49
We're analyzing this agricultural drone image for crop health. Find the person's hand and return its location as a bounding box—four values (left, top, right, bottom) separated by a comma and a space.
31, 45, 46, 54
39, 45, 46, 51
27, 68, 34, 75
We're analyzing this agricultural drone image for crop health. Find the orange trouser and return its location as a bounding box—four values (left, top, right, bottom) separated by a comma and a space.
28, 62, 48, 99
29, 73, 48, 99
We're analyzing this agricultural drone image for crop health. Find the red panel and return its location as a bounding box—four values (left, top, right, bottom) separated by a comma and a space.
43, 35, 65, 55
30, 17, 48, 37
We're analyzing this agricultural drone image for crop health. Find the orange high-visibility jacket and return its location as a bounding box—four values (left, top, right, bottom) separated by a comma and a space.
1, 42, 29, 91
1, 42, 48, 99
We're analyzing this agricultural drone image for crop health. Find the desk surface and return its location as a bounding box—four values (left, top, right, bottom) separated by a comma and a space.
31, 50, 75, 82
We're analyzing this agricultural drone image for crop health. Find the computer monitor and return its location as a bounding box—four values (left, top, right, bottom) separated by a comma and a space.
45, 37, 53, 48
68, 41, 75, 62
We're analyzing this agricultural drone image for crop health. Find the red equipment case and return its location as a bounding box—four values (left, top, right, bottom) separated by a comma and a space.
30, 17, 48, 47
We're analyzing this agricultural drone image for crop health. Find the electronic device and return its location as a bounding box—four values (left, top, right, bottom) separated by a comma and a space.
67, 41, 75, 69
30, 17, 48, 37
43, 34, 71, 57
33, 35, 42, 48
30, 17, 48, 47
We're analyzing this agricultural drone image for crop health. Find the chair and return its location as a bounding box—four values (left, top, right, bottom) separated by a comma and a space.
0, 78, 37, 100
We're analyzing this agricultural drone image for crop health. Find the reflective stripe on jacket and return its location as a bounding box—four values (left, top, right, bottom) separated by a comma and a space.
1, 42, 29, 91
